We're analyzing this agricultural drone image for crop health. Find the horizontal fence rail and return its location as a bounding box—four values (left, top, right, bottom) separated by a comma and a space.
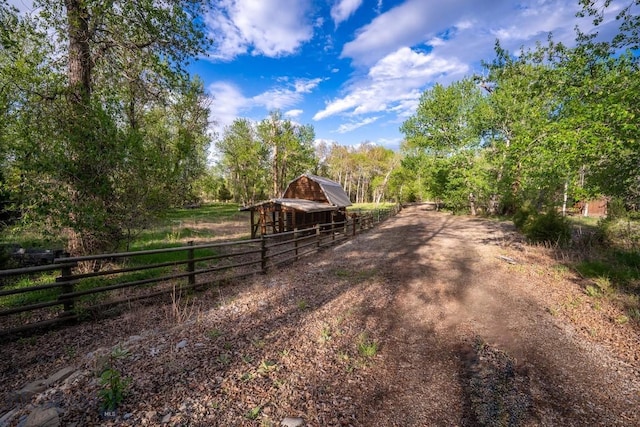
0, 205, 401, 337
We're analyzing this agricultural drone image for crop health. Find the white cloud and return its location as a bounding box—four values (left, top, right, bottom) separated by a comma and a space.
375, 137, 403, 151
205, 0, 314, 60
208, 77, 322, 133
336, 116, 380, 134
207, 82, 250, 135
340, 0, 586, 67
314, 47, 467, 121
252, 77, 322, 110
331, 0, 363, 27
284, 109, 304, 118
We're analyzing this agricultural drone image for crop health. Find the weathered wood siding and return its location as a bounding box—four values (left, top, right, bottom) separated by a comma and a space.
283, 176, 327, 202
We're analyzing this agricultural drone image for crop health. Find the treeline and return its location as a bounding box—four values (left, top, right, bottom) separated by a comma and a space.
212, 112, 400, 206
1, 1, 211, 254
2, 0, 637, 256
400, 1, 639, 216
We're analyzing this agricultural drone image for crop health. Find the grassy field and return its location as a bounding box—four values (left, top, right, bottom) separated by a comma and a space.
0, 203, 245, 311
0, 203, 245, 253
129, 203, 246, 252
348, 202, 397, 213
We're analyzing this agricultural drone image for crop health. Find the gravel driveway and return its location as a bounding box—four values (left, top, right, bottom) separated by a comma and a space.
1, 205, 638, 426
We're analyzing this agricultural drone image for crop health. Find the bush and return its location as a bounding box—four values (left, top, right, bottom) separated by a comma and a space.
512, 203, 535, 230
608, 197, 627, 220
598, 217, 640, 251
519, 209, 571, 245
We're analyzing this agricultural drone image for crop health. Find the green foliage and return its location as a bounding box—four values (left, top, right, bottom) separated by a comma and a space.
518, 209, 571, 245
1, 1, 212, 255
397, 5, 640, 217
512, 202, 535, 230
356, 333, 378, 358
576, 251, 640, 290
257, 110, 317, 198
607, 198, 628, 220
98, 346, 131, 412
244, 405, 262, 420
216, 118, 269, 205
599, 218, 640, 251
400, 78, 493, 213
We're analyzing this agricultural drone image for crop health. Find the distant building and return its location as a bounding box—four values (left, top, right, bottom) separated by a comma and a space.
241, 174, 352, 238
574, 197, 608, 217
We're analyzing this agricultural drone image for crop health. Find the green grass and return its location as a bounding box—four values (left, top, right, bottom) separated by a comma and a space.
575, 249, 640, 322
160, 202, 242, 222
575, 251, 640, 289
0, 272, 60, 308
566, 215, 600, 228
348, 202, 396, 213
357, 333, 379, 358
1, 203, 244, 254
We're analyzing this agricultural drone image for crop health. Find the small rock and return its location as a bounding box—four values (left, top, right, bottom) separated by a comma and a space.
46, 367, 77, 386
127, 335, 143, 343
13, 380, 48, 402
161, 413, 172, 424
123, 413, 133, 420
195, 343, 205, 348
281, 416, 305, 427
64, 370, 86, 386
0, 408, 19, 426
176, 339, 188, 350
23, 406, 60, 427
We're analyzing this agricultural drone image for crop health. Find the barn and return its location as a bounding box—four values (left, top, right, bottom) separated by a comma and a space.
241, 174, 352, 238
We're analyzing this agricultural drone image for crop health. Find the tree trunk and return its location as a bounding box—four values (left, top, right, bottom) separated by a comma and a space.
562, 180, 568, 217
65, 0, 92, 102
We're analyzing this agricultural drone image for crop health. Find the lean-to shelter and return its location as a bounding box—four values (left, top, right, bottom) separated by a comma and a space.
241, 174, 352, 238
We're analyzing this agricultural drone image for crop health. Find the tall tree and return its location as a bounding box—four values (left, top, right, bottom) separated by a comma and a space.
257, 110, 316, 197
216, 118, 269, 206
1, 1, 213, 253
400, 78, 490, 213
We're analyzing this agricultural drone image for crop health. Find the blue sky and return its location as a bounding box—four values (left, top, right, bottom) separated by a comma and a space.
9, 0, 624, 151
196, 0, 616, 151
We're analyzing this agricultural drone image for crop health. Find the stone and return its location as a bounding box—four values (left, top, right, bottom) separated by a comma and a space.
281, 417, 305, 427
23, 407, 60, 427
127, 335, 143, 343
161, 413, 172, 424
45, 367, 77, 386
13, 380, 48, 402
0, 408, 19, 427
176, 339, 188, 350
63, 370, 86, 386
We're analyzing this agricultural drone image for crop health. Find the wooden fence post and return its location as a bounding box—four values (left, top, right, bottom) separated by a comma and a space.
294, 228, 299, 260
58, 253, 75, 318
316, 224, 321, 249
352, 217, 356, 237
261, 236, 267, 274
331, 217, 335, 242
187, 241, 195, 287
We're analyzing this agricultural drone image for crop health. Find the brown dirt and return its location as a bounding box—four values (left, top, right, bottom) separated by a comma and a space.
1, 205, 639, 426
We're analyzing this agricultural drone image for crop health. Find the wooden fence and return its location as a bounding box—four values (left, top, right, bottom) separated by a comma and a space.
0, 206, 400, 337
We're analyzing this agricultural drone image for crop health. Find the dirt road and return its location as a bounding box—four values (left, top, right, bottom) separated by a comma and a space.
1, 205, 639, 426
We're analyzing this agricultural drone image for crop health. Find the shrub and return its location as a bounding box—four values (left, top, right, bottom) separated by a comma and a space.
521, 209, 571, 245
598, 217, 640, 251
512, 203, 535, 230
